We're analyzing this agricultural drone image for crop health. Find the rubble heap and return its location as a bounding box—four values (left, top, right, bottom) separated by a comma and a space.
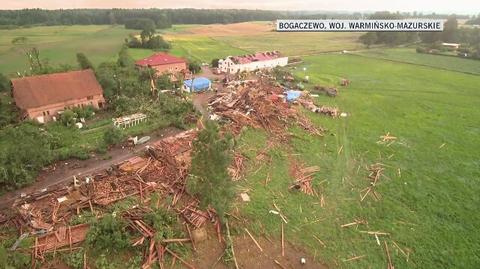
208, 80, 323, 137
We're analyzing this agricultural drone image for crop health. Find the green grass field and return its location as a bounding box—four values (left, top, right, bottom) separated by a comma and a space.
0, 25, 138, 75
216, 32, 362, 56
169, 36, 248, 62
236, 54, 480, 268
355, 48, 480, 75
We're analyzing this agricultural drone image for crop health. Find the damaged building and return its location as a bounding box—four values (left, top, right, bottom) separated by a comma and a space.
218, 51, 288, 73
11, 69, 106, 123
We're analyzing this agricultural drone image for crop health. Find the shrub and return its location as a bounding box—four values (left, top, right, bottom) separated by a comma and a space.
76, 53, 94, 70
95, 254, 116, 269
188, 61, 201, 74
63, 250, 84, 269
60, 109, 78, 127
416, 47, 427, 53
86, 214, 130, 253
211, 58, 219, 68
0, 73, 9, 92
103, 126, 124, 145
72, 106, 95, 120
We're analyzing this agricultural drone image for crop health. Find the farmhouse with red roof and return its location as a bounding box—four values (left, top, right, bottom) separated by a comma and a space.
135, 53, 188, 81
12, 69, 105, 123
218, 51, 288, 73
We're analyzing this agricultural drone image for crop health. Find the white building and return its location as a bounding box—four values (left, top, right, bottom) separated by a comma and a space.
442, 43, 460, 49
218, 51, 288, 73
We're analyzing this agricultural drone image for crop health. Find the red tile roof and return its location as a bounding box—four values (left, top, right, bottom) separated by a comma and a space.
230, 51, 282, 64
135, 53, 187, 67
12, 69, 104, 110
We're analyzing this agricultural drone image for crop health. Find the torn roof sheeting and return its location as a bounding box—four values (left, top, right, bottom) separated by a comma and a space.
285, 90, 302, 102
183, 77, 211, 92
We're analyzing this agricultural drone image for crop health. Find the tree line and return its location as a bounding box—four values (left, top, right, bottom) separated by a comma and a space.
359, 12, 480, 58
0, 9, 468, 29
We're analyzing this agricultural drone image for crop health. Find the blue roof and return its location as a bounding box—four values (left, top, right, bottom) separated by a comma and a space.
184, 77, 211, 92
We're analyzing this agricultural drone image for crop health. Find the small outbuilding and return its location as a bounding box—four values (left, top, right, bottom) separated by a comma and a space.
182, 77, 212, 93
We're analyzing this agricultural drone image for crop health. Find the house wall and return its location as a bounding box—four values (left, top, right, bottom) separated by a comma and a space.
218, 57, 289, 73
150, 62, 187, 75
25, 94, 105, 123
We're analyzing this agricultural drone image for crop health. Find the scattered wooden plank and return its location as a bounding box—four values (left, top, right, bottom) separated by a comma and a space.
226, 220, 239, 269
185, 224, 196, 252
343, 255, 366, 262
165, 247, 196, 269
274, 259, 287, 269
281, 222, 285, 257
384, 241, 394, 269
244, 228, 263, 252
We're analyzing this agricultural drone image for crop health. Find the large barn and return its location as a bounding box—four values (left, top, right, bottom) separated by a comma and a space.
12, 69, 105, 123
218, 51, 288, 73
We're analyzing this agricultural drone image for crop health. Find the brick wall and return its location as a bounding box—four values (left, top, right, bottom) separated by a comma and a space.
26, 94, 105, 123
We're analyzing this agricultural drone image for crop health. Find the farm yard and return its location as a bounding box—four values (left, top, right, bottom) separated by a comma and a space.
0, 20, 479, 269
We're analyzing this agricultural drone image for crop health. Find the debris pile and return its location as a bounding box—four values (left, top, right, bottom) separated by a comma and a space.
228, 152, 247, 181
360, 163, 385, 201
0, 129, 228, 268
289, 161, 320, 195
208, 80, 323, 137
313, 85, 338, 97
298, 98, 340, 118
340, 79, 350, 87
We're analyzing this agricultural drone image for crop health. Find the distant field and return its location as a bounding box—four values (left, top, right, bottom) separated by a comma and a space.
216, 32, 362, 56
238, 54, 480, 268
0, 23, 362, 75
0, 25, 138, 75
356, 48, 480, 75
169, 36, 248, 62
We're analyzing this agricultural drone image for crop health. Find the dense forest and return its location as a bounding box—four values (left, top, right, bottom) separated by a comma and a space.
0, 9, 469, 29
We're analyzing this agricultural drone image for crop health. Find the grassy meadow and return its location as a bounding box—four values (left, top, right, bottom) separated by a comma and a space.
0, 25, 134, 75
235, 54, 480, 268
355, 48, 480, 75
216, 32, 362, 56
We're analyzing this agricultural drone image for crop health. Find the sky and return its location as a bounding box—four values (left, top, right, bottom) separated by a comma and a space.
2, 0, 480, 15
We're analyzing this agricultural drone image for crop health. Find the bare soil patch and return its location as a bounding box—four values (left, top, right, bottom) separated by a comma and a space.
191, 228, 328, 269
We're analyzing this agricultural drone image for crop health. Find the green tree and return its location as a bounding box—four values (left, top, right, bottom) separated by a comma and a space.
187, 120, 234, 221
76, 52, 94, 70
443, 16, 458, 43
0, 123, 54, 189
140, 24, 156, 45
156, 73, 173, 90
117, 45, 134, 68
86, 214, 130, 253
103, 126, 124, 145
0, 73, 9, 92
359, 32, 377, 48
211, 58, 220, 68
188, 61, 201, 74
